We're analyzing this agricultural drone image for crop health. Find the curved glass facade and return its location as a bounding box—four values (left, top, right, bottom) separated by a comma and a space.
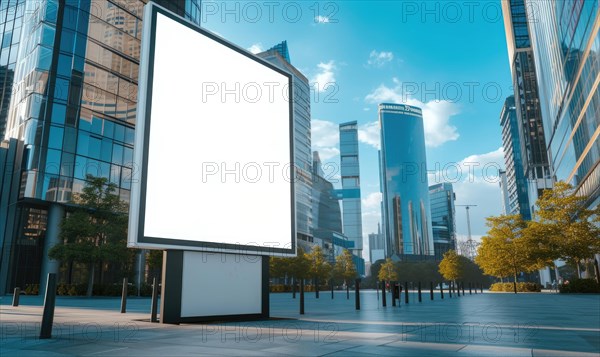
379, 103, 433, 257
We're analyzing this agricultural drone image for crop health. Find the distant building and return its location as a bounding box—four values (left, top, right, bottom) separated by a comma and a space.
339, 121, 364, 260
311, 151, 351, 260
257, 42, 313, 246
498, 170, 511, 215
428, 183, 456, 261
379, 103, 434, 258
368, 224, 384, 263
500, 96, 531, 220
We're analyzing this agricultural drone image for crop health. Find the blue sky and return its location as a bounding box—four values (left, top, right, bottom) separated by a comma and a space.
202, 1, 512, 258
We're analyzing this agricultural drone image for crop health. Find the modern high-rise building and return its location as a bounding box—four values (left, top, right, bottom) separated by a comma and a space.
368, 223, 384, 263
257, 42, 313, 245
0, 0, 202, 295
524, 0, 600, 211
501, 0, 553, 214
379, 103, 433, 258
339, 121, 363, 258
500, 96, 532, 220
428, 182, 456, 261
499, 169, 511, 215
311, 151, 352, 262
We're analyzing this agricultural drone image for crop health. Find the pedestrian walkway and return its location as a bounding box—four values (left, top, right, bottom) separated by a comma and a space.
1, 290, 599, 356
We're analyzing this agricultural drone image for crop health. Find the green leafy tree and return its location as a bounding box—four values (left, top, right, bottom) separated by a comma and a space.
532, 182, 600, 277
334, 249, 358, 299
307, 246, 332, 297
438, 250, 464, 284
475, 215, 535, 293
49, 175, 129, 296
289, 247, 311, 281
378, 258, 398, 284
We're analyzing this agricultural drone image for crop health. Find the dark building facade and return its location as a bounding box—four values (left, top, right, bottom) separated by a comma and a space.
0, 0, 202, 295
428, 182, 456, 261
502, 0, 553, 217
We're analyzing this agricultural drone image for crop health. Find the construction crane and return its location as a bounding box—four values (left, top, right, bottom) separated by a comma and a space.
456, 204, 478, 260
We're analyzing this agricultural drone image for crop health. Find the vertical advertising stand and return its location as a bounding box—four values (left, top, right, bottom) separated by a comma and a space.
128, 3, 296, 323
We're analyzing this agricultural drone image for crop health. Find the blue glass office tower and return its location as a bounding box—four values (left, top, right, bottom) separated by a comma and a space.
501, 0, 553, 215
428, 183, 456, 261
0, 0, 202, 295
500, 96, 531, 220
525, 0, 600, 210
257, 43, 313, 245
379, 103, 433, 258
339, 121, 363, 258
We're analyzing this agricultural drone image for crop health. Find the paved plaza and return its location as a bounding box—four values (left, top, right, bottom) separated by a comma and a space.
1, 290, 599, 356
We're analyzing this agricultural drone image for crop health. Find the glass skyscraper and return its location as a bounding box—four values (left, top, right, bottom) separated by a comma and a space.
428, 182, 456, 261
0, 0, 201, 295
339, 121, 363, 258
379, 103, 433, 258
502, 0, 553, 215
500, 96, 531, 220
257, 42, 313, 244
525, 0, 600, 210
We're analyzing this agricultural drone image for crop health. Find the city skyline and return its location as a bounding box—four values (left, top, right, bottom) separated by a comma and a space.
202, 2, 514, 254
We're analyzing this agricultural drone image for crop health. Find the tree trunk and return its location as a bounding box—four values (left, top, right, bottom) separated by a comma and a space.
68, 260, 74, 284
513, 272, 518, 294
315, 277, 319, 299
346, 280, 349, 299
86, 263, 96, 297
576, 259, 582, 278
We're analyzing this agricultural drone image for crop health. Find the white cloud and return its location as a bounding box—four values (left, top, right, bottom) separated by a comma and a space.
247, 43, 263, 54
365, 81, 460, 147
311, 119, 339, 160
314, 15, 330, 23
357, 121, 381, 150
311, 60, 336, 92
362, 192, 382, 209
368, 50, 394, 67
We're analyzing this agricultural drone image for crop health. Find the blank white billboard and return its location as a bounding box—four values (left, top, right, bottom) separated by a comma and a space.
128, 4, 295, 256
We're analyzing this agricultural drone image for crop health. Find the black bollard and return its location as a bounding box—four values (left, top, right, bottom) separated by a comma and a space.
404, 282, 409, 304
120, 277, 128, 313
418, 282, 422, 302
430, 282, 434, 300
381, 280, 387, 307
40, 273, 57, 339
300, 279, 305, 315
292, 277, 296, 299
440, 282, 444, 299
355, 279, 360, 310
315, 277, 319, 299
331, 280, 334, 299
392, 282, 397, 307
12, 287, 20, 307
150, 277, 159, 323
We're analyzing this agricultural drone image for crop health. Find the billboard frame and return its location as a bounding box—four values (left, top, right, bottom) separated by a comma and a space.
128, 3, 296, 257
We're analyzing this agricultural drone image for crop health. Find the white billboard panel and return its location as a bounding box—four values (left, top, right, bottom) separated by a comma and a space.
128, 4, 295, 256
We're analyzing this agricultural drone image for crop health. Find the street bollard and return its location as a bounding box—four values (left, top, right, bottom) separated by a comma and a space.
39, 273, 57, 339
12, 287, 20, 307
355, 279, 360, 310
121, 277, 128, 313
300, 279, 305, 315
151, 277, 159, 323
